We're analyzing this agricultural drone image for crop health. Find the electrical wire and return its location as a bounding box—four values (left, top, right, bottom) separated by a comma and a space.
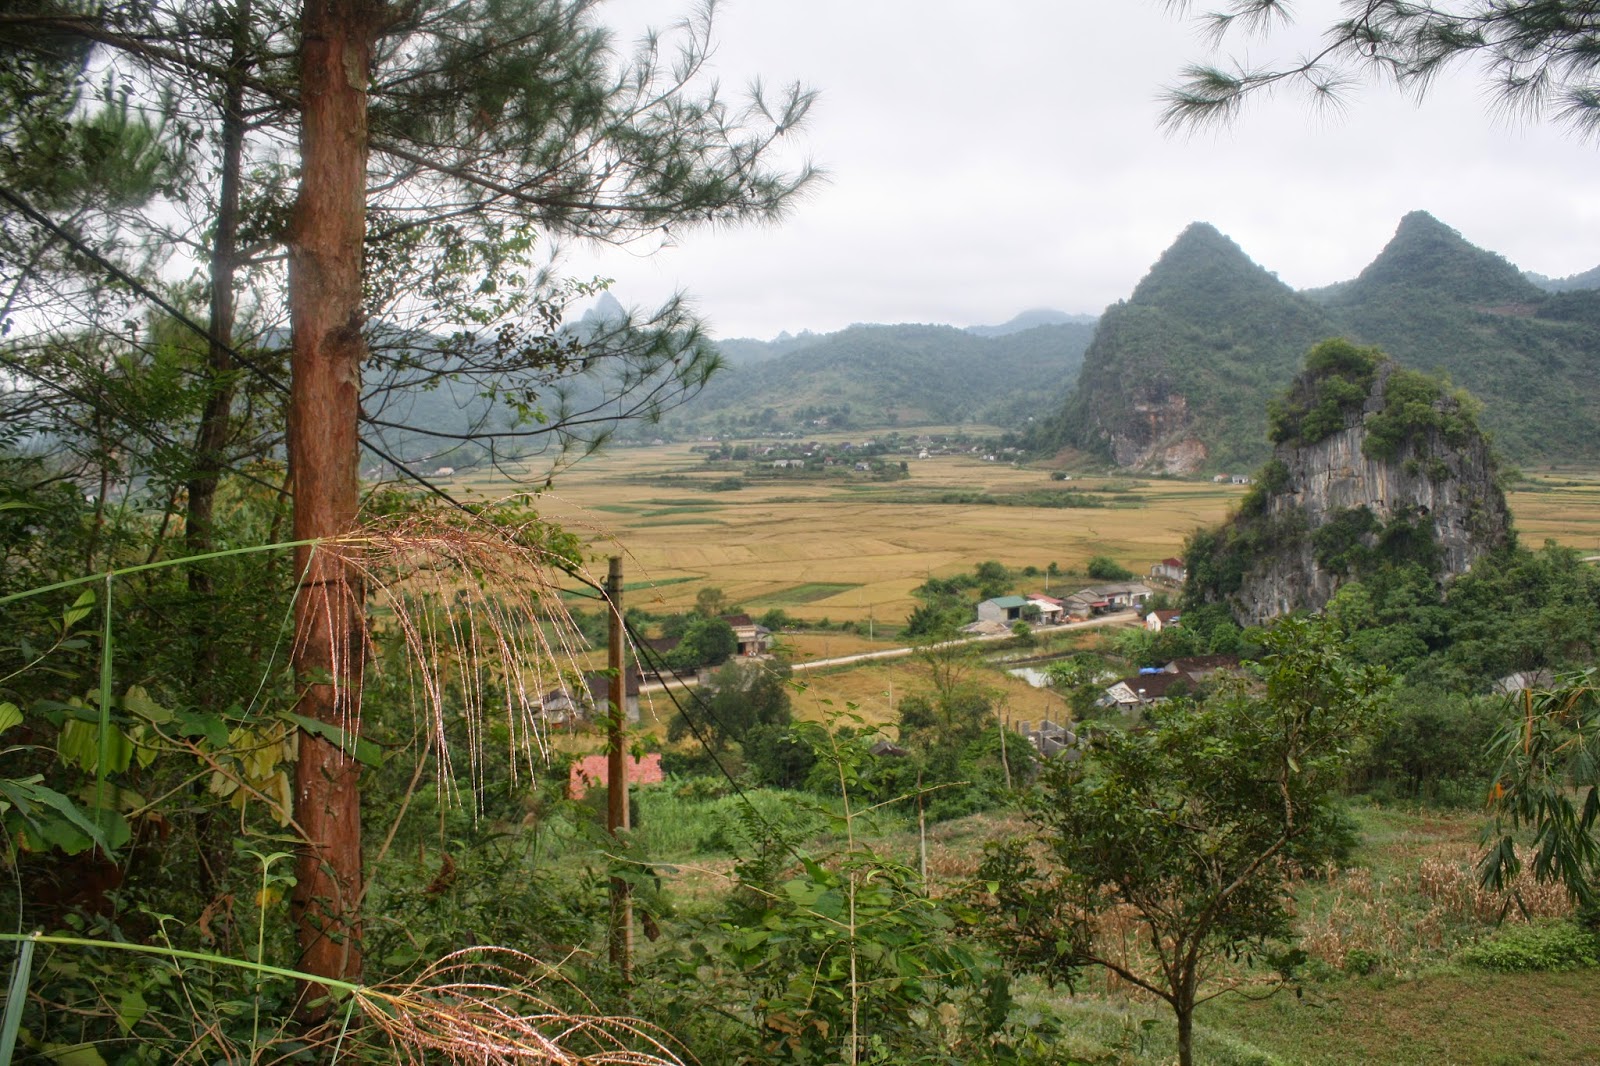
558, 563, 814, 867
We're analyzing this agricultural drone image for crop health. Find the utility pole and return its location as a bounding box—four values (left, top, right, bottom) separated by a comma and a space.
605, 556, 633, 980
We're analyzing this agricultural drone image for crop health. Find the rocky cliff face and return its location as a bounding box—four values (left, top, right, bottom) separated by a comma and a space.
1197, 360, 1511, 625
1106, 392, 1208, 473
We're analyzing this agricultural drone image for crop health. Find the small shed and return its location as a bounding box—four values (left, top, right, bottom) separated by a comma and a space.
976, 595, 1030, 624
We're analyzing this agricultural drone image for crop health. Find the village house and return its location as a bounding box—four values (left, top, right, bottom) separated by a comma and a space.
976, 595, 1031, 624
1145, 609, 1182, 632
1026, 594, 1065, 624
1103, 670, 1197, 709
720, 614, 775, 658
1095, 582, 1154, 608
1102, 654, 1243, 709
537, 667, 643, 725
1060, 582, 1155, 619
1149, 557, 1187, 584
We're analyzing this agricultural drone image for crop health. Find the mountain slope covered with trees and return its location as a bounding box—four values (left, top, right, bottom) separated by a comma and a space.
1043, 212, 1600, 470
659, 320, 1097, 434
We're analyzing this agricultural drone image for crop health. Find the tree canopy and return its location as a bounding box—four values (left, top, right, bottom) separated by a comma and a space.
1163, 1, 1600, 139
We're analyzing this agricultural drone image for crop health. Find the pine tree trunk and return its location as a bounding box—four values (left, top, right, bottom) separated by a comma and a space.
188, 0, 250, 905
287, 0, 383, 1015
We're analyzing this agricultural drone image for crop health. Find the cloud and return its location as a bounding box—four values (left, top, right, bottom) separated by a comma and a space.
570, 0, 1598, 339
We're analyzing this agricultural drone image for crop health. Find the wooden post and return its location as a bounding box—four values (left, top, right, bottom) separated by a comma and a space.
917, 768, 928, 892
605, 556, 633, 979
999, 710, 1012, 791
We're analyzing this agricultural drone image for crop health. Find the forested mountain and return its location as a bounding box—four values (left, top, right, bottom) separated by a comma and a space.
1036, 223, 1336, 472
1043, 212, 1600, 471
1317, 212, 1600, 460
657, 320, 1097, 434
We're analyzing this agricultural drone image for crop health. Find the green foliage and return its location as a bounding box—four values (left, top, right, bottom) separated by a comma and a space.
901, 601, 963, 640
982, 617, 1390, 1066
1362, 367, 1481, 461
1481, 670, 1600, 906
1439, 542, 1600, 683
1165, 0, 1600, 140
694, 585, 729, 618
973, 560, 1012, 599
1267, 339, 1382, 447
1354, 684, 1501, 806
1457, 921, 1600, 973
903, 560, 1023, 636
1311, 506, 1380, 574
664, 616, 738, 672
757, 607, 795, 631
651, 722, 1010, 1065
668, 661, 795, 753
1085, 555, 1134, 581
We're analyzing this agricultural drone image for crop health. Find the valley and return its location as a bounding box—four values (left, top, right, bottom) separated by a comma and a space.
458, 440, 1600, 626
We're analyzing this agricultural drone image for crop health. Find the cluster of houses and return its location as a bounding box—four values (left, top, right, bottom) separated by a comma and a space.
535, 613, 775, 729
1101, 654, 1242, 710
965, 582, 1155, 636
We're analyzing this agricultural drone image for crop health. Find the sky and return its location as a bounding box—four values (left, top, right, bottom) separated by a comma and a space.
567, 0, 1599, 341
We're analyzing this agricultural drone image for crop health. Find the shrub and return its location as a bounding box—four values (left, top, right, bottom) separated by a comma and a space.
1458, 920, 1600, 973
1342, 948, 1382, 976
1086, 555, 1133, 581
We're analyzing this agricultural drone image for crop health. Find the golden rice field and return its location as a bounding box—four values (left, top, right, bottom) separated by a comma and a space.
450, 445, 1600, 630
452, 440, 1246, 626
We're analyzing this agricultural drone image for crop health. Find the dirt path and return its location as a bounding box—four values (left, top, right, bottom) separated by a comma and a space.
638, 612, 1139, 694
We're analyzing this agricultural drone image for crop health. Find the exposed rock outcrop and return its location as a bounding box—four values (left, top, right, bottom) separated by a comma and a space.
1107, 393, 1208, 473
1188, 348, 1511, 625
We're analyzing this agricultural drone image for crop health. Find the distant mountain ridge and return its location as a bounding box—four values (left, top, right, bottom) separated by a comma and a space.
658, 319, 1097, 435
964, 308, 1097, 337
1041, 212, 1600, 470
1525, 264, 1600, 293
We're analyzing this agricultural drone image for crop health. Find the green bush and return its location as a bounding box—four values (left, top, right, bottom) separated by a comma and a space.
1458, 920, 1600, 973
1086, 554, 1134, 581
1342, 948, 1382, 976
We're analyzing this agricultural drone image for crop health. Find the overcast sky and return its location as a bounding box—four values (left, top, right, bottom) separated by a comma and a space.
567, 0, 1598, 341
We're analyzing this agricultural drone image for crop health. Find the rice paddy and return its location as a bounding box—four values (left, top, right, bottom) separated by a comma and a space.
450, 441, 1245, 624
450, 443, 1600, 630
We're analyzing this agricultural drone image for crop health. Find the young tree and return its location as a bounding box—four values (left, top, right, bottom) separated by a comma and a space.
1162, 1, 1600, 138
982, 617, 1389, 1066
694, 585, 729, 618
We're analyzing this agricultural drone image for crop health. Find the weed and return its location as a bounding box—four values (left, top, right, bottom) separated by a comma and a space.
1458, 920, 1600, 973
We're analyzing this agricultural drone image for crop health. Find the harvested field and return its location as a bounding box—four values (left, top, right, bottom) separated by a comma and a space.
453, 441, 1244, 624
